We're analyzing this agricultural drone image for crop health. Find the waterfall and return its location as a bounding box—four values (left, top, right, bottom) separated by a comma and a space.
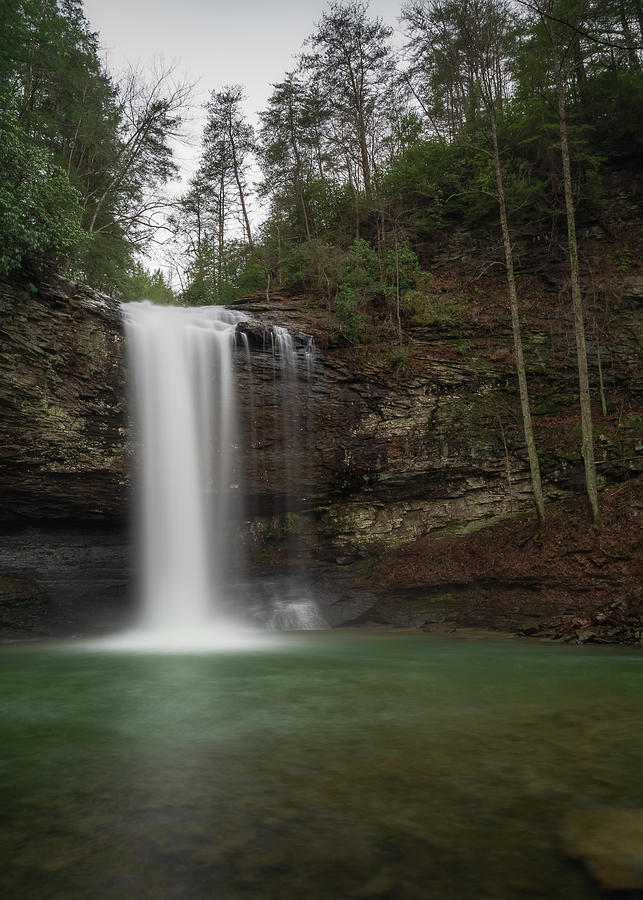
112, 300, 325, 651
122, 301, 249, 647
267, 326, 327, 627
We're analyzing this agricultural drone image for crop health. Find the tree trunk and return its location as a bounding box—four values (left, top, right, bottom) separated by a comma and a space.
287, 100, 311, 241
394, 232, 402, 340
555, 73, 600, 522
619, 3, 641, 70
358, 111, 371, 196
218, 175, 225, 300
490, 118, 546, 524
635, 0, 643, 41
228, 126, 253, 248
596, 332, 607, 416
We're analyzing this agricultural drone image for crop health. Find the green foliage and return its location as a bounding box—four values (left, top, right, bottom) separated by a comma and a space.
409, 292, 469, 329
236, 258, 268, 294
329, 238, 392, 342
0, 0, 187, 292
382, 242, 428, 325
283, 512, 300, 535
387, 346, 409, 370
120, 264, 176, 304
340, 239, 384, 304
334, 284, 364, 343
275, 238, 341, 297
181, 234, 217, 306
615, 248, 634, 273
0, 118, 85, 276
379, 139, 452, 239
180, 239, 268, 306
3, 0, 638, 318
264, 511, 301, 541
385, 243, 421, 294
280, 243, 314, 288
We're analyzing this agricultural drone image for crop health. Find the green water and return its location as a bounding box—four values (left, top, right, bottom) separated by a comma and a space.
1, 632, 642, 899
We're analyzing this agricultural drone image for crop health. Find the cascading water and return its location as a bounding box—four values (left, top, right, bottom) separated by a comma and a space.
111, 299, 325, 650
266, 326, 327, 629
121, 301, 251, 648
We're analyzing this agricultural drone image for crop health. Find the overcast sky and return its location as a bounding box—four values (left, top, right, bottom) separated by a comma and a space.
83, 0, 406, 181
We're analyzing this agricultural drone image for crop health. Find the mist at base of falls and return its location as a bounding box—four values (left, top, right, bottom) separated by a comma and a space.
118, 300, 324, 651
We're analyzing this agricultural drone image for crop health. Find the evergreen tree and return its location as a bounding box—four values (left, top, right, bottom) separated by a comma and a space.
301, 1, 395, 199
0, 0, 188, 291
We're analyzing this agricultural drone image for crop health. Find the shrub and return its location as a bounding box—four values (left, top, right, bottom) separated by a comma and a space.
334, 284, 364, 343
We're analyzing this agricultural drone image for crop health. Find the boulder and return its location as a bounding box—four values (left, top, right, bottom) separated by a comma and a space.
562, 808, 643, 891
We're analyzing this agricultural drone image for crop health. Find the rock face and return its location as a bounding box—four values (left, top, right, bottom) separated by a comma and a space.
0, 277, 130, 635
232, 288, 640, 562
0, 525, 130, 639
240, 320, 538, 556
0, 274, 640, 635
0, 277, 127, 521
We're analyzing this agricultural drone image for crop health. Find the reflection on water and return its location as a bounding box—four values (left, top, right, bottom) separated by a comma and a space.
1, 632, 642, 899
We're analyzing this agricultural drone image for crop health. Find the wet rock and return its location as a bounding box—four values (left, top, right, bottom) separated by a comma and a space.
520, 591, 643, 645
0, 575, 49, 635
622, 275, 643, 301
0, 276, 127, 521
352, 873, 399, 897
0, 525, 131, 637
562, 808, 643, 891
575, 628, 597, 644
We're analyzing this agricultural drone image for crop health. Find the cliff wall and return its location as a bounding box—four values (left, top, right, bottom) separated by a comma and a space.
0, 273, 640, 636
0, 277, 127, 520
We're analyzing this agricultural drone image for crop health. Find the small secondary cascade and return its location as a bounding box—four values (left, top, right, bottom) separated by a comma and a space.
120, 300, 326, 648
266, 326, 325, 628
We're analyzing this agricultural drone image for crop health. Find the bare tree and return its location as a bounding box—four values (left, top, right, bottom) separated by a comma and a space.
402, 0, 486, 141
259, 73, 312, 242
86, 62, 190, 249
524, 0, 600, 521
404, 0, 546, 523
203, 85, 255, 249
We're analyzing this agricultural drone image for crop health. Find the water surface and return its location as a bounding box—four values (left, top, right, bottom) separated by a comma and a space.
1, 632, 642, 898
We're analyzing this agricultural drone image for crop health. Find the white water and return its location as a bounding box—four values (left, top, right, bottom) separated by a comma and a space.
94, 300, 326, 652
120, 301, 257, 649
268, 599, 328, 630
266, 326, 327, 629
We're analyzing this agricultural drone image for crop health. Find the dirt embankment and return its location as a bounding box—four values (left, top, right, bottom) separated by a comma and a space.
355, 477, 642, 641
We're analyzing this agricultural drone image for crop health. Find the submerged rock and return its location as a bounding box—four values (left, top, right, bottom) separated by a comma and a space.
562, 808, 643, 891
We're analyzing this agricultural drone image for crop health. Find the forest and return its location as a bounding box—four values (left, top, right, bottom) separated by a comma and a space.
2, 0, 641, 301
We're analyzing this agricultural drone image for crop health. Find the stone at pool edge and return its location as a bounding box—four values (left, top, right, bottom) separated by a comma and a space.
0, 575, 49, 635
562, 808, 643, 891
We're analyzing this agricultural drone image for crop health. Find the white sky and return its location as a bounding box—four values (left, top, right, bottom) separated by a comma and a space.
83, 0, 407, 186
